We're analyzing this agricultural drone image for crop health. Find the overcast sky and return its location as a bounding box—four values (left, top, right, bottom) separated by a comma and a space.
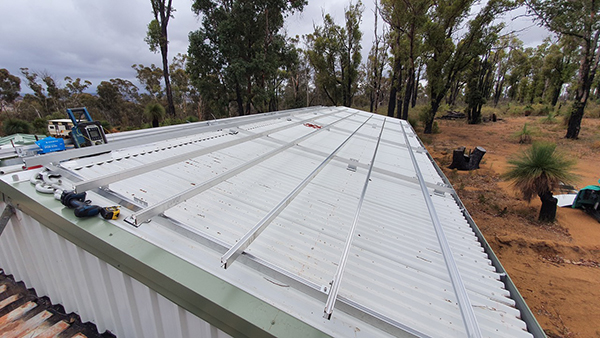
1, 0, 550, 95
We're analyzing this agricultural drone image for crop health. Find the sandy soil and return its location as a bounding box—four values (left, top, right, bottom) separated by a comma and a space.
422, 116, 600, 338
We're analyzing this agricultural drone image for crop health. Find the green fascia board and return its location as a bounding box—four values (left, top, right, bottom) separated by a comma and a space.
0, 178, 330, 338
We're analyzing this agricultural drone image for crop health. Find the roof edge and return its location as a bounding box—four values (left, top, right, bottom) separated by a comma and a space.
0, 176, 330, 338
410, 123, 546, 338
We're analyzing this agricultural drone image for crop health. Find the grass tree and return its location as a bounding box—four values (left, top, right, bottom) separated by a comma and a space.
144, 102, 165, 128
503, 142, 577, 222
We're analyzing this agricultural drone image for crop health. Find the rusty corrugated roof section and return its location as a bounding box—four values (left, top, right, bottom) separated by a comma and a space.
0, 270, 115, 338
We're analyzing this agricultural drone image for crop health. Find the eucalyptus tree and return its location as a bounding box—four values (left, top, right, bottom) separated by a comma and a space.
505, 46, 531, 102
491, 34, 522, 106
422, 0, 512, 133
64, 76, 92, 107
188, 0, 305, 117
169, 53, 197, 117
19, 68, 69, 116
465, 51, 496, 124
132, 63, 164, 101
307, 1, 364, 107
526, 0, 600, 139
519, 42, 548, 104
365, 4, 387, 113
20, 68, 49, 116
0, 69, 21, 114
284, 37, 312, 109
97, 79, 141, 127
541, 37, 578, 106
145, 0, 176, 116
381, 0, 429, 120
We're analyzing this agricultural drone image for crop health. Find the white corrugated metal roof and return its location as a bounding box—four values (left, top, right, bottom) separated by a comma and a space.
5, 106, 538, 337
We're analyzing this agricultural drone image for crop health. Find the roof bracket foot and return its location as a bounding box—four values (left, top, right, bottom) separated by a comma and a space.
0, 204, 16, 236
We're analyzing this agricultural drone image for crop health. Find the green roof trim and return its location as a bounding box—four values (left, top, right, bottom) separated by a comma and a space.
0, 134, 48, 146
0, 177, 330, 338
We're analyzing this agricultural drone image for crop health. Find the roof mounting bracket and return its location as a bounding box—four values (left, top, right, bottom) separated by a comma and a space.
347, 158, 358, 172
0, 204, 16, 236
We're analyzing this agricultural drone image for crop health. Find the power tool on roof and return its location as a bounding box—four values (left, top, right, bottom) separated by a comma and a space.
66, 107, 108, 148
60, 191, 120, 220
30, 171, 120, 220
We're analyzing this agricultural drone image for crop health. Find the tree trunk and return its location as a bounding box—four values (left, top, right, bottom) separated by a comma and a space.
387, 58, 402, 117
493, 78, 504, 106
566, 101, 585, 139
235, 82, 244, 116
448, 147, 469, 170
401, 69, 413, 120
160, 44, 176, 116
423, 98, 441, 134
412, 64, 421, 108
387, 86, 397, 117
154, 0, 175, 117
468, 146, 486, 170
550, 84, 562, 107
566, 33, 599, 139
396, 92, 402, 119
539, 191, 558, 222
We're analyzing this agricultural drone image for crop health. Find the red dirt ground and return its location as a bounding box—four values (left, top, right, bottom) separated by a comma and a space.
423, 116, 600, 338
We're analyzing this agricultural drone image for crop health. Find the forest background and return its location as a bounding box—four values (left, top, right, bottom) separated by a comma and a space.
1, 0, 599, 140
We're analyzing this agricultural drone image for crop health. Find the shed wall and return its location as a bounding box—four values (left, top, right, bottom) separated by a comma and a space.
0, 204, 231, 338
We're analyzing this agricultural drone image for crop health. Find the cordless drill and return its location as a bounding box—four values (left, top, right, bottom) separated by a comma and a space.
60, 191, 120, 220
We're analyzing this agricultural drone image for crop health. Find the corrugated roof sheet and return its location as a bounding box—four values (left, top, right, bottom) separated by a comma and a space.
0, 270, 114, 338
7, 106, 539, 337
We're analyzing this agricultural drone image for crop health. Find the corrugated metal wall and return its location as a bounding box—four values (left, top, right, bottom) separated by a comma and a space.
0, 204, 231, 338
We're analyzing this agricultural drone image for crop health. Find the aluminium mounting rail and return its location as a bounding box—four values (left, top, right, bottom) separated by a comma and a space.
152, 214, 428, 337
23, 106, 320, 168
125, 110, 358, 226
399, 120, 482, 338
323, 118, 386, 320
74, 109, 341, 193
220, 115, 373, 269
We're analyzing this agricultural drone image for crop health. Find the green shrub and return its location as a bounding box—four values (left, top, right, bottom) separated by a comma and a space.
32, 118, 48, 134
514, 123, 533, 144
586, 101, 600, 118
3, 118, 33, 135
540, 111, 557, 124
407, 116, 418, 129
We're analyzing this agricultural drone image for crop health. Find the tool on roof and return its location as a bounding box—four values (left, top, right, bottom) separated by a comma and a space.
30, 170, 120, 220
60, 191, 120, 220
66, 107, 108, 148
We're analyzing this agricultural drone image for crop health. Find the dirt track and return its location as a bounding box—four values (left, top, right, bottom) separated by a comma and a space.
423, 116, 600, 338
